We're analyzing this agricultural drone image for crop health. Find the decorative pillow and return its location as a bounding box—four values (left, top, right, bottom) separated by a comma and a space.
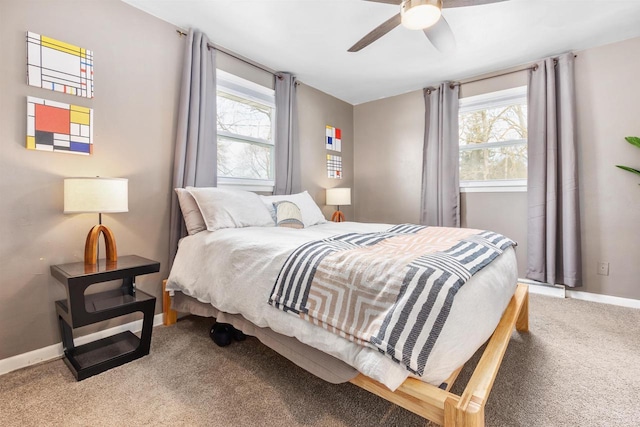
187, 187, 274, 231
274, 201, 304, 229
175, 188, 206, 235
260, 191, 327, 228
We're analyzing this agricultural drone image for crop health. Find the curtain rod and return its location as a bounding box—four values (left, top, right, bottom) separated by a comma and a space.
451, 65, 537, 88
426, 54, 578, 92
449, 54, 577, 89
176, 29, 280, 78
429, 72, 528, 93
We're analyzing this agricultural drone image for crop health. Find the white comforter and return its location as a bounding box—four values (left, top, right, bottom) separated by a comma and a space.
166, 222, 517, 390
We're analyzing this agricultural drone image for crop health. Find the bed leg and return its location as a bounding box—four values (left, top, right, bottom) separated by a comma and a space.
444, 397, 485, 427
162, 280, 177, 326
516, 285, 529, 333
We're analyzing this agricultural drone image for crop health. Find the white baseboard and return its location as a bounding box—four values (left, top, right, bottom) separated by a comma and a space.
0, 313, 163, 377
519, 279, 566, 298
565, 289, 640, 309
521, 278, 640, 309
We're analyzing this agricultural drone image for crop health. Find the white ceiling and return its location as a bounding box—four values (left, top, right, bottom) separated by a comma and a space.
123, 0, 640, 105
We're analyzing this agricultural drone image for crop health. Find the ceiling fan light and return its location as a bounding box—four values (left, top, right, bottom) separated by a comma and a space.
401, 0, 443, 30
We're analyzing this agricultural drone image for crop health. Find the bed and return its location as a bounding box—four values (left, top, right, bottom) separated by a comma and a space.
163, 187, 529, 427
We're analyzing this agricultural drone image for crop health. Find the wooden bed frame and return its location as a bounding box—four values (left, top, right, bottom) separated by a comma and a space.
163, 281, 529, 427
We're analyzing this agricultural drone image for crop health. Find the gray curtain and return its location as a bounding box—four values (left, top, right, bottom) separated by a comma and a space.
274, 72, 300, 195
169, 29, 217, 266
527, 52, 581, 287
420, 83, 460, 227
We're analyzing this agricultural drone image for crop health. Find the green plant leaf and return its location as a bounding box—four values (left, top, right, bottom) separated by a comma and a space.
625, 136, 640, 149
616, 165, 640, 176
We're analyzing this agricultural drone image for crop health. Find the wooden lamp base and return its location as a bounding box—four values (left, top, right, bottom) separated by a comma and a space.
84, 224, 118, 265
331, 210, 345, 222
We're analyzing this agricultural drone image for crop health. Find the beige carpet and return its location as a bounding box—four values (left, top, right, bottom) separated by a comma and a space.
2, 294, 640, 426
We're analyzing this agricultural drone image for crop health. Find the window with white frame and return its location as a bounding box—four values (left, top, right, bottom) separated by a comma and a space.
216, 69, 276, 191
458, 86, 528, 192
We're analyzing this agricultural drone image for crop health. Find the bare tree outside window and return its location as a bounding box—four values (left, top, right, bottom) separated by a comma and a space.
217, 137, 272, 180
459, 87, 528, 184
217, 90, 274, 181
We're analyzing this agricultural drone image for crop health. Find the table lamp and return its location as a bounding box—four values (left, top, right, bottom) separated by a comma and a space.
64, 177, 128, 265
326, 187, 351, 222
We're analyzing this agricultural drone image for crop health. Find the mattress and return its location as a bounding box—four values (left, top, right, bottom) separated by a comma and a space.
166, 221, 518, 390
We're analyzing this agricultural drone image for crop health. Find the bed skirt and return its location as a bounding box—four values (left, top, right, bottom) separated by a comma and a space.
171, 291, 358, 384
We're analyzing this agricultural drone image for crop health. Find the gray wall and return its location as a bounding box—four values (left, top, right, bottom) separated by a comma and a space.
354, 90, 424, 225
217, 51, 275, 90
354, 36, 640, 300
298, 84, 355, 222
576, 36, 640, 299
0, 0, 354, 359
460, 192, 527, 279
0, 0, 182, 360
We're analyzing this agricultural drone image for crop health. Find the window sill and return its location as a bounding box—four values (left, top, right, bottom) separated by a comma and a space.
460, 186, 527, 193
218, 178, 274, 193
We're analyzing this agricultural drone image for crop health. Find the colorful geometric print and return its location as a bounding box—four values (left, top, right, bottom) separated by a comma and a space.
325, 125, 342, 152
26, 32, 94, 98
26, 97, 93, 155
327, 154, 342, 179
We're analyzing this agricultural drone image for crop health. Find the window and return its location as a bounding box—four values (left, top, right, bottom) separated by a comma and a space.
217, 70, 276, 191
458, 86, 527, 192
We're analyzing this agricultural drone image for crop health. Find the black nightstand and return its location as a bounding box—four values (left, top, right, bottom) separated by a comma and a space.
51, 255, 160, 381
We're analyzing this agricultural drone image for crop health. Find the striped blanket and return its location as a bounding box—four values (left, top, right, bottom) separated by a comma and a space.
268, 224, 515, 376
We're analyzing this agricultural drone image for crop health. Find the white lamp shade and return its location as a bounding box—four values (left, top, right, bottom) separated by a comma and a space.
326, 188, 351, 206
64, 177, 129, 213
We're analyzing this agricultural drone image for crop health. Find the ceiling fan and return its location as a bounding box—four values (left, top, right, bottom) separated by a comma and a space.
348, 0, 509, 53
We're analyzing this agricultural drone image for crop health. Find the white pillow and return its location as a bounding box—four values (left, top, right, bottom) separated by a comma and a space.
260, 191, 327, 228
187, 187, 274, 231
175, 188, 206, 235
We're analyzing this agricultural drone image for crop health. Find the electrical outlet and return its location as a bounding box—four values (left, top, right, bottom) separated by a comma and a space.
597, 262, 609, 276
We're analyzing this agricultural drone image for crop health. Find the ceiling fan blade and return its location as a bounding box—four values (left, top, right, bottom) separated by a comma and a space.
423, 16, 456, 52
443, 0, 509, 8
348, 13, 402, 52
362, 0, 402, 4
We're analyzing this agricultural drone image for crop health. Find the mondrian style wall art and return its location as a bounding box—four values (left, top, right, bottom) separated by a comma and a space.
327, 154, 342, 179
27, 97, 93, 155
27, 32, 94, 98
325, 125, 342, 152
